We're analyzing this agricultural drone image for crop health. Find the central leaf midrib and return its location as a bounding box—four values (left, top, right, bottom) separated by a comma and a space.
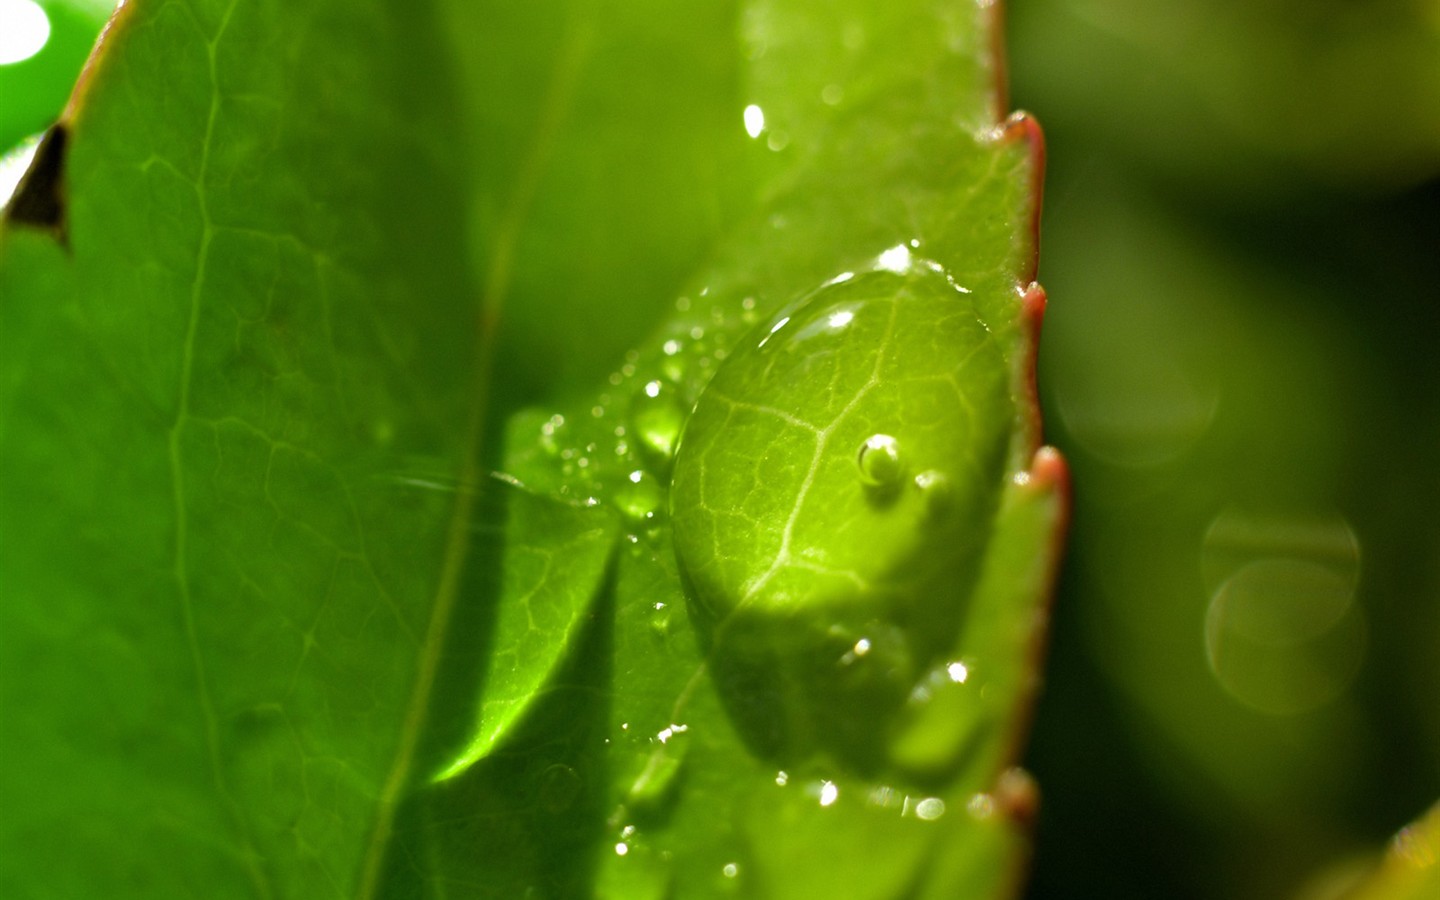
165, 1, 272, 896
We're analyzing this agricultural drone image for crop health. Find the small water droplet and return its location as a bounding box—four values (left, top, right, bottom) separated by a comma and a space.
538, 764, 582, 813
913, 469, 952, 518
856, 434, 903, 489
627, 732, 690, 813
660, 354, 686, 384
631, 388, 686, 465
821, 83, 843, 106
649, 601, 678, 637
914, 797, 946, 821
817, 780, 839, 807
722, 863, 739, 879
615, 469, 662, 522
967, 793, 996, 820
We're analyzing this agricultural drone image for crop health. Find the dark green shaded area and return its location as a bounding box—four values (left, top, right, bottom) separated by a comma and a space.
1011, 1, 1440, 898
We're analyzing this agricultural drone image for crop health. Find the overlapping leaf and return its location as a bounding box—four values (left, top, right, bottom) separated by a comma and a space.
0, 0, 1061, 896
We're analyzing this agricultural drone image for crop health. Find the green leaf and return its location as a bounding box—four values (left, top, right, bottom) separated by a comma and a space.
431, 483, 617, 783
0, 0, 1062, 897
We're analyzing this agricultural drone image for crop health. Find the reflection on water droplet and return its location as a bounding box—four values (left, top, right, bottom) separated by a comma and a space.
914, 470, 952, 518
876, 244, 913, 273
615, 470, 662, 523
743, 104, 765, 138
818, 780, 839, 807
889, 657, 982, 779
994, 767, 1040, 826
722, 863, 739, 879
660, 355, 685, 384
967, 793, 995, 820
856, 434, 903, 489
869, 785, 898, 809
631, 387, 686, 465
915, 797, 946, 821
649, 601, 677, 636
615, 842, 629, 856
627, 728, 690, 813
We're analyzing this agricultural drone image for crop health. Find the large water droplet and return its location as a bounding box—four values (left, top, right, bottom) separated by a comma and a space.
669, 263, 1014, 766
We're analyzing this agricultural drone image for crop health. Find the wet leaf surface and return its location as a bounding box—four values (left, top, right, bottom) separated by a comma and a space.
0, 1, 1061, 896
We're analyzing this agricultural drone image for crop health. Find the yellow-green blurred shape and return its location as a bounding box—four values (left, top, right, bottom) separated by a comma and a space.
1011, 0, 1440, 195
1344, 804, 1440, 900
1202, 510, 1366, 716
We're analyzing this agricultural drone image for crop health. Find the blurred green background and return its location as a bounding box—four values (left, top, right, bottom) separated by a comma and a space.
3, 1, 1436, 897
1007, 0, 1440, 897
